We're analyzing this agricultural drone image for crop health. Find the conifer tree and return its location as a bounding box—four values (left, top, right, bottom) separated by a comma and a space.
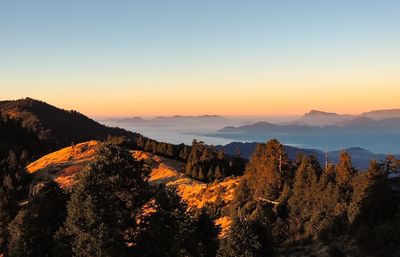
217, 218, 267, 257
288, 155, 322, 238
7, 182, 66, 257
0, 189, 12, 253
215, 166, 223, 180
192, 165, 199, 179
336, 151, 355, 187
136, 187, 196, 257
61, 169, 126, 257
57, 143, 151, 257
194, 209, 220, 257
245, 139, 290, 201
207, 168, 214, 182
198, 167, 206, 181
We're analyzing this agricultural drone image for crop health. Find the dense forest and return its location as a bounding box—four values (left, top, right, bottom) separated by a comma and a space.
224, 140, 400, 257
128, 135, 246, 182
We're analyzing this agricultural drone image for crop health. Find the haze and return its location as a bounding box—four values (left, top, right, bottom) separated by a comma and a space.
1, 0, 400, 116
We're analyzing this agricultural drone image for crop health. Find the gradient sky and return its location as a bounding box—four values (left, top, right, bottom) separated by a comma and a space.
1, 0, 400, 117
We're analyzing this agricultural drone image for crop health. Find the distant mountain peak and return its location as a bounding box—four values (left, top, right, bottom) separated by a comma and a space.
306, 110, 338, 116
108, 114, 226, 123
296, 110, 355, 126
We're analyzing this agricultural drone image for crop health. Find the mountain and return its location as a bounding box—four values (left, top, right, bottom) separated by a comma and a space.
336, 116, 375, 127
108, 117, 145, 123
286, 108, 400, 127
219, 121, 279, 132
0, 98, 136, 158
293, 110, 355, 126
362, 109, 400, 120
219, 142, 396, 169
218, 122, 319, 134
217, 142, 323, 161
107, 115, 227, 124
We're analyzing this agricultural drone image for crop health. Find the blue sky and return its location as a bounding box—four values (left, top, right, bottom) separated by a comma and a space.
1, 0, 400, 116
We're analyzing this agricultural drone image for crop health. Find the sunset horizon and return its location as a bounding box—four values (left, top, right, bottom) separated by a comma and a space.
1, 2, 400, 257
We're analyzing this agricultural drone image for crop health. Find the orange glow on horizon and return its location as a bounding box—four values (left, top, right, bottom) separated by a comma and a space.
2, 69, 400, 117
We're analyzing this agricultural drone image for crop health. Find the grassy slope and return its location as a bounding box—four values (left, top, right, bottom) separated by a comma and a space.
27, 141, 238, 235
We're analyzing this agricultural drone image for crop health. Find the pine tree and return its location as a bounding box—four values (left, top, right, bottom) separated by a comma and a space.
194, 209, 220, 257
244, 139, 291, 201
217, 148, 224, 161
179, 145, 190, 160
57, 143, 151, 257
215, 166, 223, 180
336, 151, 355, 186
207, 168, 214, 182
7, 182, 67, 257
0, 189, 12, 253
166, 144, 175, 158
288, 155, 322, 238
186, 163, 193, 176
198, 167, 206, 181
62, 169, 126, 257
217, 218, 266, 257
192, 165, 199, 179
136, 187, 196, 257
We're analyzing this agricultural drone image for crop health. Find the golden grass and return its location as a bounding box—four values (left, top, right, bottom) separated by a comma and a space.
27, 141, 239, 234
27, 140, 99, 188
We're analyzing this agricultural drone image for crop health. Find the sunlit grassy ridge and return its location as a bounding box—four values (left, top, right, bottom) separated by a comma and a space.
27, 141, 238, 235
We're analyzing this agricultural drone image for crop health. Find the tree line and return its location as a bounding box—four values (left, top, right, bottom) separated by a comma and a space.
108, 135, 247, 182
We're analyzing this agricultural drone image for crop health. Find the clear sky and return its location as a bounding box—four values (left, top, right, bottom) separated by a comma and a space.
1, 0, 399, 117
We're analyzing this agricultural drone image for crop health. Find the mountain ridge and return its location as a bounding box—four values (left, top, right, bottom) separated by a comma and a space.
0, 98, 137, 158
107, 114, 227, 123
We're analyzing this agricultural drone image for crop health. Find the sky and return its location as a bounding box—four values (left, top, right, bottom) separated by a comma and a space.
1, 0, 400, 117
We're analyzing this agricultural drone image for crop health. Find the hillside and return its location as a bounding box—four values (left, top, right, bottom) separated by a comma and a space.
27, 141, 238, 235
0, 98, 136, 158
0, 116, 43, 157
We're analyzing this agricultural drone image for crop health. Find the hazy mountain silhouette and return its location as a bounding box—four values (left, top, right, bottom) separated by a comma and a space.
108, 115, 227, 124
285, 109, 400, 127
362, 109, 400, 120
219, 110, 400, 133
219, 142, 397, 169
292, 110, 355, 126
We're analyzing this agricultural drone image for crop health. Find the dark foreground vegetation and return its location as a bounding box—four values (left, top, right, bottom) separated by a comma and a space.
0, 139, 399, 257
225, 140, 400, 257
